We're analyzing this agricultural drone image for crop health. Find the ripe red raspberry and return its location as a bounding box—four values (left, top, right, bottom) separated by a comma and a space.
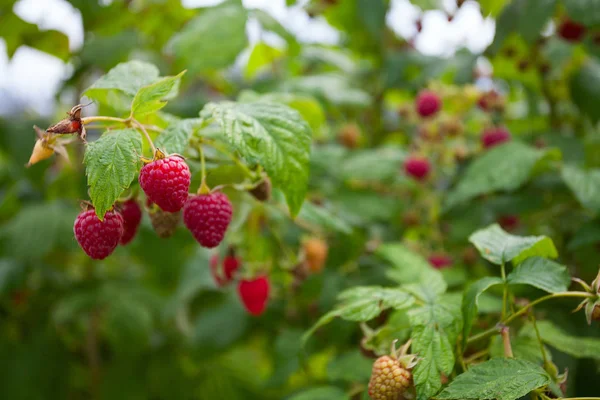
404, 156, 431, 181
557, 19, 586, 43
481, 127, 511, 149
415, 90, 441, 117
428, 253, 452, 269
119, 199, 142, 245
210, 254, 240, 286
368, 356, 412, 400
238, 276, 270, 316
183, 192, 233, 248
74, 209, 124, 260
139, 155, 190, 212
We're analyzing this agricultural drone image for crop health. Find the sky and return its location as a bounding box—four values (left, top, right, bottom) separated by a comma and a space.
0, 0, 495, 116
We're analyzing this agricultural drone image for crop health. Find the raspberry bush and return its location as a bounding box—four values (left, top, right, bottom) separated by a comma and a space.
2, 0, 600, 399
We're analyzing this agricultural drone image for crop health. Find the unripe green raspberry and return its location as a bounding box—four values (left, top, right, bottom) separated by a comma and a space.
368, 356, 412, 400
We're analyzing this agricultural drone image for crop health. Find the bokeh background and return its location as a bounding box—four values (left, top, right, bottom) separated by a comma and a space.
2, 0, 600, 399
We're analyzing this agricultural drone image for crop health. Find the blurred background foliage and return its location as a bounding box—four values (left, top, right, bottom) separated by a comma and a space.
2, 0, 600, 399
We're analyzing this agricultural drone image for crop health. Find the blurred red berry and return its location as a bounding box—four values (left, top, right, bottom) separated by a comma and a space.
481, 127, 511, 149
415, 90, 441, 117
428, 254, 452, 269
210, 254, 241, 286
238, 276, 270, 316
557, 19, 586, 43
498, 215, 520, 231
404, 156, 431, 181
119, 199, 142, 245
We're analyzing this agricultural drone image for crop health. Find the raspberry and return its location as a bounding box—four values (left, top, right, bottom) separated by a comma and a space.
403, 156, 431, 181
303, 237, 328, 273
481, 127, 511, 149
149, 209, 180, 238
428, 253, 452, 269
74, 209, 124, 260
183, 192, 233, 248
557, 19, 586, 43
477, 90, 504, 113
139, 155, 190, 212
237, 276, 270, 316
368, 356, 412, 400
415, 90, 441, 117
119, 199, 142, 245
210, 254, 240, 286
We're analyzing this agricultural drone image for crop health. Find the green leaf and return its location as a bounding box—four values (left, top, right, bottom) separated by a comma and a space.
478, 0, 511, 16
327, 351, 373, 383
155, 118, 201, 155
283, 74, 372, 107
297, 201, 353, 235
469, 224, 558, 265
409, 300, 462, 400
570, 58, 600, 123
357, 0, 387, 41
340, 148, 406, 183
561, 165, 600, 213
166, 1, 248, 73
568, 222, 600, 250
251, 10, 296, 43
489, 335, 552, 364
521, 320, 600, 359
201, 101, 312, 216
84, 60, 160, 105
244, 42, 284, 80
462, 277, 504, 344
516, 0, 557, 43
131, 71, 185, 117
303, 287, 414, 343
507, 257, 570, 293
445, 142, 561, 210
288, 386, 348, 400
84, 129, 143, 219
564, 0, 600, 26
436, 358, 550, 400
0, 202, 76, 260
376, 243, 444, 286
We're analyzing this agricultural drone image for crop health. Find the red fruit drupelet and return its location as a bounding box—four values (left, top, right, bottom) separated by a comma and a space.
557, 19, 586, 43
183, 192, 233, 248
428, 254, 453, 269
498, 215, 520, 232
119, 199, 142, 245
74, 210, 124, 260
210, 254, 241, 286
238, 276, 270, 316
415, 90, 441, 117
139, 155, 191, 212
481, 127, 511, 149
404, 156, 431, 181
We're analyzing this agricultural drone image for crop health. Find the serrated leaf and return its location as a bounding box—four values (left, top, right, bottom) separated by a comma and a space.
297, 201, 353, 235
520, 320, 600, 359
445, 143, 561, 210
166, 1, 248, 73
409, 299, 462, 400
570, 59, 600, 123
462, 277, 503, 344
376, 243, 444, 286
201, 101, 312, 216
436, 358, 550, 400
469, 224, 558, 265
155, 118, 201, 155
288, 386, 348, 400
564, 0, 600, 26
562, 165, 600, 213
303, 287, 414, 343
131, 71, 185, 117
84, 60, 160, 105
84, 129, 142, 219
507, 257, 570, 293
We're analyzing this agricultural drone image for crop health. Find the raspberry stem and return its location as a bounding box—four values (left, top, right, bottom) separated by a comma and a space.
197, 144, 210, 195
205, 139, 256, 179
132, 120, 156, 155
